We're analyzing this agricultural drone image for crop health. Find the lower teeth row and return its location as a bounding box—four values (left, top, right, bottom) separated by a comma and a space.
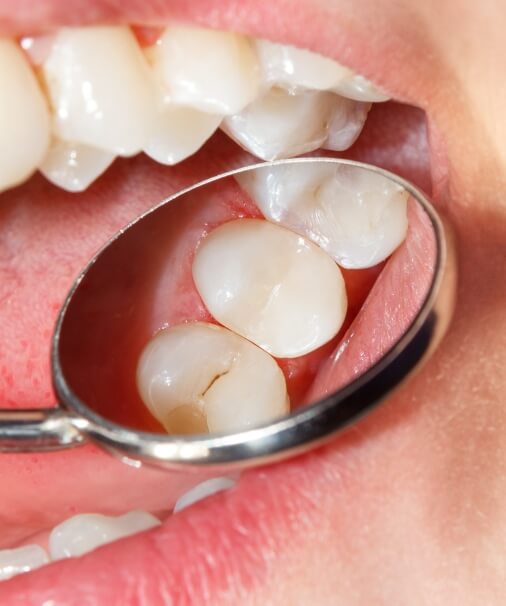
136, 165, 408, 436
0, 477, 235, 581
0, 24, 389, 195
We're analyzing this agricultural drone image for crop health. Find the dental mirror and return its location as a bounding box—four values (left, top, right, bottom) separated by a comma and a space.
0, 158, 456, 471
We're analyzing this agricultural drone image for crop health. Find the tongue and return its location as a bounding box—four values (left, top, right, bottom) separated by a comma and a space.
0, 101, 432, 555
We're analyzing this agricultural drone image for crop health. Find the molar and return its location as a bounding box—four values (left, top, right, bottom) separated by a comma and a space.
41, 26, 157, 157
236, 164, 408, 269
0, 38, 50, 193
137, 322, 289, 434
174, 477, 237, 513
192, 219, 347, 358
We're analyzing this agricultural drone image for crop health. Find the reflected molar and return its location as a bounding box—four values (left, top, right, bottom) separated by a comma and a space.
0, 39, 50, 192
143, 105, 222, 165
146, 25, 260, 115
237, 164, 408, 269
137, 322, 289, 434
193, 219, 347, 357
39, 139, 115, 192
0, 544, 49, 581
49, 511, 160, 560
41, 26, 156, 156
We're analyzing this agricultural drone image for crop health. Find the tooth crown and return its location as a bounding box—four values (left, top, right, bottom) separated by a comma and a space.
137, 322, 288, 434
148, 25, 260, 115
192, 219, 347, 358
0, 39, 50, 192
42, 26, 157, 156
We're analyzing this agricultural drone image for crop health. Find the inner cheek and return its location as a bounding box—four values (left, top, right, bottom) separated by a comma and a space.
61, 177, 383, 431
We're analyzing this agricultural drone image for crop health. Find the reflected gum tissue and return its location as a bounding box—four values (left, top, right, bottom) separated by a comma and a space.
0, 23, 389, 194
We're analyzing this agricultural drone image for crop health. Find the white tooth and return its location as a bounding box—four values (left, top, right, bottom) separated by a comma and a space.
222, 87, 337, 160
143, 104, 222, 165
255, 38, 350, 92
323, 98, 371, 151
39, 139, 115, 192
174, 477, 237, 513
192, 219, 347, 358
137, 322, 288, 434
334, 73, 390, 102
147, 25, 260, 115
0, 39, 50, 193
0, 544, 49, 581
42, 26, 156, 156
49, 511, 160, 560
236, 164, 408, 269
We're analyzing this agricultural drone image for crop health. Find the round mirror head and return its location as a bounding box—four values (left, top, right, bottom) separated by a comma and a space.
52, 159, 454, 469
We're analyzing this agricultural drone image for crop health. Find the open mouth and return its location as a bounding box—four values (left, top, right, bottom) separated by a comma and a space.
0, 1, 448, 603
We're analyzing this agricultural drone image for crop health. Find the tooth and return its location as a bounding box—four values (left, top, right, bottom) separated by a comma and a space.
39, 139, 115, 192
236, 164, 408, 269
174, 477, 237, 513
41, 26, 156, 156
334, 73, 390, 102
0, 39, 50, 192
146, 25, 260, 115
137, 322, 289, 433
0, 544, 49, 581
192, 220, 347, 357
255, 39, 350, 92
143, 104, 222, 165
221, 87, 337, 160
49, 511, 160, 560
323, 98, 371, 151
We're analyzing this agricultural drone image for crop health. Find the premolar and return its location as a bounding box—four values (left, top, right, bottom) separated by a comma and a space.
236, 164, 408, 269
174, 477, 237, 513
192, 219, 347, 357
137, 322, 288, 434
0, 39, 50, 192
147, 25, 260, 115
41, 26, 156, 156
49, 511, 160, 560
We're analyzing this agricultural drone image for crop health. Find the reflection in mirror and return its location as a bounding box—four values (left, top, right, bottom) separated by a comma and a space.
58, 161, 436, 435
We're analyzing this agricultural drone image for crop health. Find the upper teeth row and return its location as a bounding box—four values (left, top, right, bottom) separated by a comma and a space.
0, 25, 388, 194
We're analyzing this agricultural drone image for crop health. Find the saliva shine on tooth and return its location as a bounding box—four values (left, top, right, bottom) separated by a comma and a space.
236, 164, 409, 269
192, 219, 348, 358
137, 322, 289, 435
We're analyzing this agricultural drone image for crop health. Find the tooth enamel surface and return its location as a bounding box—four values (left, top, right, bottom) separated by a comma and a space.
236, 164, 409, 269
323, 98, 371, 151
334, 73, 390, 102
49, 511, 160, 560
193, 220, 347, 357
42, 26, 156, 156
255, 39, 350, 92
0, 39, 50, 192
0, 544, 49, 581
39, 139, 115, 192
174, 477, 237, 513
137, 322, 288, 434
143, 105, 222, 165
222, 87, 337, 160
147, 25, 260, 115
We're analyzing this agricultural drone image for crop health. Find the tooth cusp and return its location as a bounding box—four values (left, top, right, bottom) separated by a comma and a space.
237, 165, 409, 269
137, 322, 289, 434
192, 219, 347, 358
